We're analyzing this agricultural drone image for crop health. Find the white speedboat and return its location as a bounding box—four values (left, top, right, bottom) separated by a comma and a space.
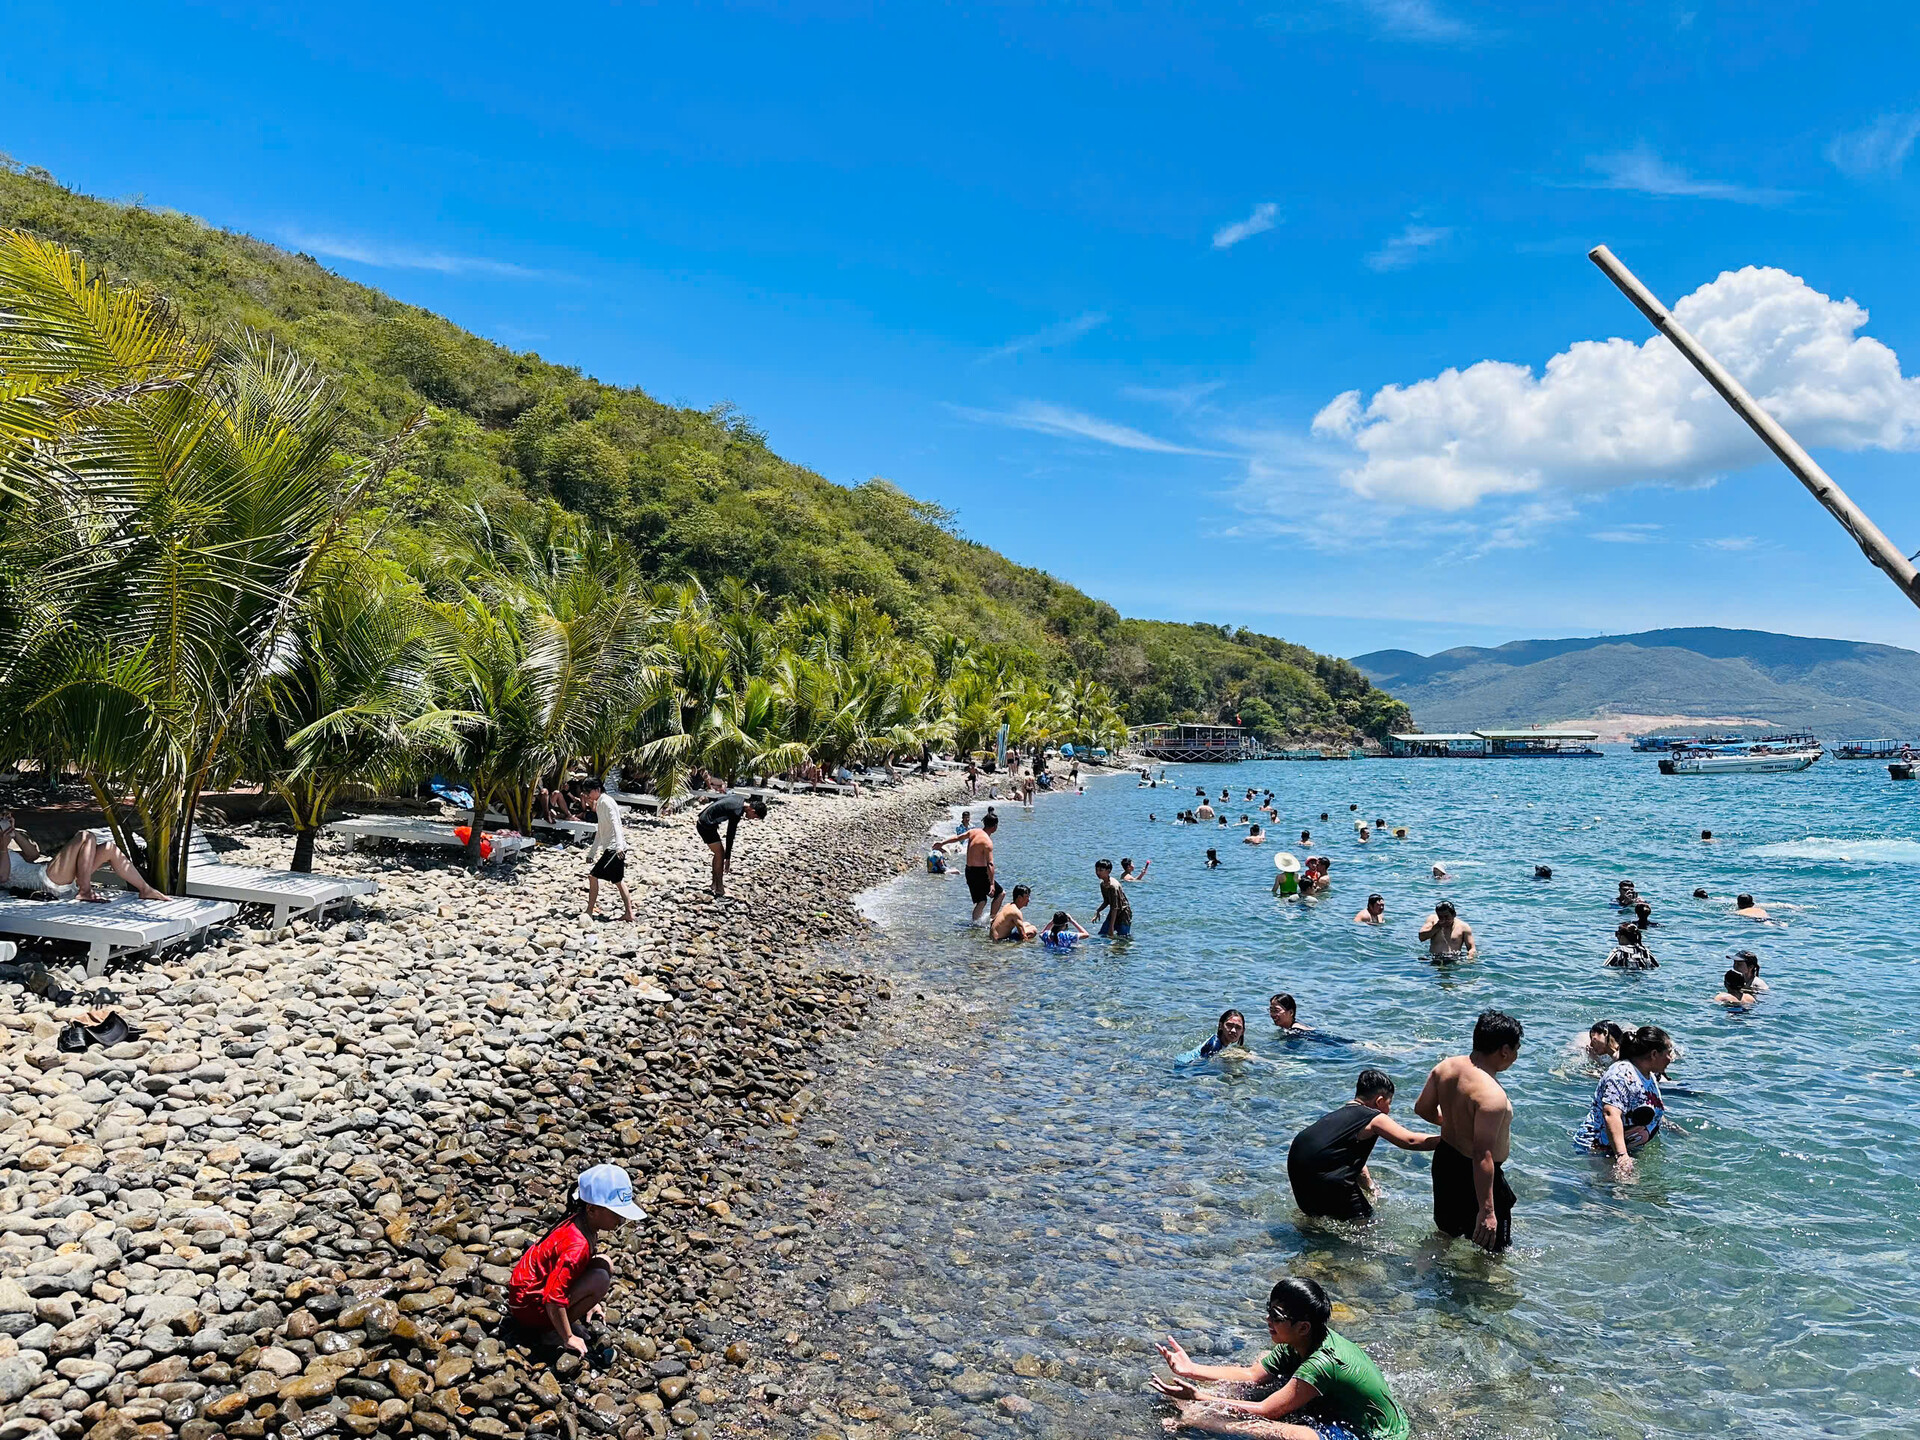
1658, 747, 1821, 775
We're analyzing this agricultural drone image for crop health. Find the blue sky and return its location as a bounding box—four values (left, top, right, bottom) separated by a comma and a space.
9, 1, 1920, 658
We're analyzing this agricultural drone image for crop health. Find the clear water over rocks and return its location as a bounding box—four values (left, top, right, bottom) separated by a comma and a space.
794, 755, 1920, 1440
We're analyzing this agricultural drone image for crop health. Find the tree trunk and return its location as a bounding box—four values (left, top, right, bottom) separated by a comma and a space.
466, 798, 487, 866
291, 828, 317, 873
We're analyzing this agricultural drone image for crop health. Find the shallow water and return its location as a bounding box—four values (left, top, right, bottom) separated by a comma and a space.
822, 755, 1920, 1439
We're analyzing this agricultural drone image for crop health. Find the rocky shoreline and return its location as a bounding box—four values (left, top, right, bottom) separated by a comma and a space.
0, 774, 968, 1440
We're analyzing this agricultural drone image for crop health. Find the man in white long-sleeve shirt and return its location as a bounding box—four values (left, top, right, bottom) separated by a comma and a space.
580, 778, 633, 921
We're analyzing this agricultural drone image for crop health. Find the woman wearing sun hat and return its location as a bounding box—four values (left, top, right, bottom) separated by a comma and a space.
506, 1164, 647, 1356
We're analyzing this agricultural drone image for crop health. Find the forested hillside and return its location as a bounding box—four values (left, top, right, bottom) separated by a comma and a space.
0, 159, 1407, 740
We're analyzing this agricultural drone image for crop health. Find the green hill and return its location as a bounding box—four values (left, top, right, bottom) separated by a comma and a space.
1353, 626, 1920, 738
0, 159, 1407, 742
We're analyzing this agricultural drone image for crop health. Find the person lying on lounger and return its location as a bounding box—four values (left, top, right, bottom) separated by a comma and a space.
0, 813, 165, 903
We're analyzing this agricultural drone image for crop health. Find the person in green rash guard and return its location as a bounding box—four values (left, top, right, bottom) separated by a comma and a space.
1150, 1277, 1409, 1440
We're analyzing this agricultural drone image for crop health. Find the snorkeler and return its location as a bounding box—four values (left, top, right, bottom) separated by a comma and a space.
1534, 865, 1553, 880
1612, 880, 1640, 909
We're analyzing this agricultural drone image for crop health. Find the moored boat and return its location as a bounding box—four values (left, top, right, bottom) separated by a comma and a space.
1658, 746, 1822, 775
1837, 738, 1917, 760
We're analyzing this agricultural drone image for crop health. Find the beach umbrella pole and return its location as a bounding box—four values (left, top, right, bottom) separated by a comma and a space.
1588, 244, 1920, 612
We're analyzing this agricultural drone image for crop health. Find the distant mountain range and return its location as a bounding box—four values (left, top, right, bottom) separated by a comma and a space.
1351, 627, 1920, 740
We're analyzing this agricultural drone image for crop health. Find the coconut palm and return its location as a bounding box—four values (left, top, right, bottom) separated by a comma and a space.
0, 231, 421, 887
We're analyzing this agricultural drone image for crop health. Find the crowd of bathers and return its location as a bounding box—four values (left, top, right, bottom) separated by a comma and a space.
920, 765, 1800, 1439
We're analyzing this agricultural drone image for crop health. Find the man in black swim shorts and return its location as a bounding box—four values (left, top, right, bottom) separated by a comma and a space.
697, 792, 767, 897
1415, 1009, 1522, 1252
933, 812, 999, 924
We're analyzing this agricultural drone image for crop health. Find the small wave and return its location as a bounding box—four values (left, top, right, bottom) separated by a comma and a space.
1749, 837, 1920, 865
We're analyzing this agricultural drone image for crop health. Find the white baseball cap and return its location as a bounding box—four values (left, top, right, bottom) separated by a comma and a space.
576, 1163, 647, 1220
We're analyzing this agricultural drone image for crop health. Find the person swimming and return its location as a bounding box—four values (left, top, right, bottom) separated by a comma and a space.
1734, 892, 1770, 920
1353, 893, 1385, 924
1205, 848, 1222, 868
1245, 824, 1265, 844
1534, 864, 1553, 880
1269, 993, 1352, 1046
1612, 880, 1640, 909
1178, 1009, 1248, 1065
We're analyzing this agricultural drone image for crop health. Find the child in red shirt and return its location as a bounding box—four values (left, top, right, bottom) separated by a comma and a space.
506, 1163, 646, 1355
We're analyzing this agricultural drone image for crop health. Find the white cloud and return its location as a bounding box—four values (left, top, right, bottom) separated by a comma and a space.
1590, 524, 1663, 543
1310, 264, 1920, 510
1121, 380, 1225, 412
1827, 113, 1920, 178
1365, 224, 1451, 271
1698, 535, 1760, 551
1583, 147, 1792, 205
980, 311, 1107, 363
281, 230, 561, 280
1358, 0, 1470, 42
949, 400, 1222, 455
1212, 202, 1280, 249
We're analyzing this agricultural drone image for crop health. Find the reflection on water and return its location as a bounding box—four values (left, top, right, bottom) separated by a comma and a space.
798, 757, 1920, 1438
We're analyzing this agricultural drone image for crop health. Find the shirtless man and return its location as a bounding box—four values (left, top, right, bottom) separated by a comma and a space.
1415, 1009, 1522, 1252
1353, 893, 1386, 925
990, 883, 1037, 942
1734, 892, 1769, 920
1419, 900, 1475, 959
1195, 800, 1216, 821
0, 813, 164, 903
933, 812, 999, 924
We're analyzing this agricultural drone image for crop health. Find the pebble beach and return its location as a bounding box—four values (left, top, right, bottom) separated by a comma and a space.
0, 774, 969, 1440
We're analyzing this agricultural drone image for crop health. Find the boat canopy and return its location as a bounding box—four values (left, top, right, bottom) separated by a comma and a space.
1474, 728, 1600, 741
1389, 732, 1481, 743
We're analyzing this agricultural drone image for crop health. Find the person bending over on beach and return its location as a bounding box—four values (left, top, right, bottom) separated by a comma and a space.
1149, 1277, 1411, 1440
1093, 859, 1134, 937
1041, 911, 1090, 950
0, 813, 164, 902
580, 779, 634, 922
933, 812, 999, 924
1178, 1010, 1248, 1066
1418, 901, 1475, 960
695, 791, 767, 898
1575, 1024, 1674, 1176
1734, 892, 1770, 920
1605, 922, 1658, 970
1714, 969, 1758, 1009
506, 1164, 645, 1359
1353, 894, 1386, 925
1288, 1070, 1442, 1221
991, 884, 1038, 942
1415, 1009, 1522, 1253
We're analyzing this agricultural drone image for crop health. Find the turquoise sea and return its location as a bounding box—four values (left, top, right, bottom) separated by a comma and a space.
837, 752, 1920, 1439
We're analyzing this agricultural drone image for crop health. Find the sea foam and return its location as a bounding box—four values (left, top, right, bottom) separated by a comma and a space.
1750, 837, 1920, 865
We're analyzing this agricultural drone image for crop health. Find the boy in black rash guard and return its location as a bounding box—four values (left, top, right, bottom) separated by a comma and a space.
1288, 1070, 1440, 1219
697, 792, 767, 897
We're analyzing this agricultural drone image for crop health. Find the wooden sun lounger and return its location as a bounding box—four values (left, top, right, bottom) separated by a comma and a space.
323, 816, 534, 860
183, 832, 376, 929
0, 895, 239, 972
483, 810, 599, 842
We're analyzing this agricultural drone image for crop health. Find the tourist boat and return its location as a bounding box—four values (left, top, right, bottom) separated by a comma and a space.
1632, 732, 1749, 752
1658, 744, 1822, 775
1836, 738, 1917, 760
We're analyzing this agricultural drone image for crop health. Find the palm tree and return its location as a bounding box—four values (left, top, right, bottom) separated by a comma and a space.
0, 232, 421, 888
247, 562, 457, 871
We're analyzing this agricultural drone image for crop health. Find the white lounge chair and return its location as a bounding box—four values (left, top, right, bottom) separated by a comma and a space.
183, 832, 376, 929
0, 895, 239, 973
323, 816, 534, 860
482, 810, 599, 843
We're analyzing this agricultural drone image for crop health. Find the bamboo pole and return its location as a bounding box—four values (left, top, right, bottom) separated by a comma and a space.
1588, 244, 1920, 610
